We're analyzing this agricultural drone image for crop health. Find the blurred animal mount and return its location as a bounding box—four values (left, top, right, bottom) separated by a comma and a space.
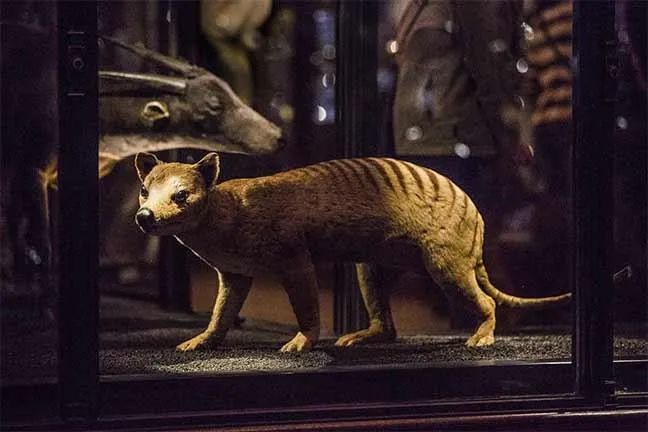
44, 35, 284, 187
134, 153, 571, 353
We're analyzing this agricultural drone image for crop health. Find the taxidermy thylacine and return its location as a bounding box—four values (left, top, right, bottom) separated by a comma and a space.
134, 152, 571, 352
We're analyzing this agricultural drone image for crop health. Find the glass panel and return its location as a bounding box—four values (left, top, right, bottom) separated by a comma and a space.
97, 0, 575, 388
1, 1, 59, 381
613, 0, 647, 392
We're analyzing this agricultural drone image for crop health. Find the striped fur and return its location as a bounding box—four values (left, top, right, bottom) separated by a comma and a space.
524, 0, 573, 126
135, 153, 571, 352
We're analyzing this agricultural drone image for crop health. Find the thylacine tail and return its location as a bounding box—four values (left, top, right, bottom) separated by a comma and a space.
475, 261, 572, 308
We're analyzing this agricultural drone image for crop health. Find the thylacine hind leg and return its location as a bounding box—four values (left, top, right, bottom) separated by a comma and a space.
461, 272, 496, 347
422, 247, 496, 347
438, 270, 496, 347
335, 263, 397, 347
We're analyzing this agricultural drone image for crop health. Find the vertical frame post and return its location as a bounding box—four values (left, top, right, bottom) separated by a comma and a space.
572, 1, 616, 401
156, 0, 193, 312
57, 0, 99, 422
334, 0, 378, 334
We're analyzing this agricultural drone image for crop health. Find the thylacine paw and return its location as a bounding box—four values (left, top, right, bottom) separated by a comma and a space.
465, 333, 495, 347
335, 327, 396, 347
176, 332, 213, 351
280, 332, 315, 353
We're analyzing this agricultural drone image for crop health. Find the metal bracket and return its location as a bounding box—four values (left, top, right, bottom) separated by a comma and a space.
65, 31, 92, 95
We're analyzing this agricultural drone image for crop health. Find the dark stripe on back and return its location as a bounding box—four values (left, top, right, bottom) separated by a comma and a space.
364, 159, 398, 194
446, 178, 457, 208
426, 170, 440, 194
336, 159, 370, 191
327, 159, 353, 186
462, 193, 470, 219
348, 159, 382, 194
320, 161, 342, 179
402, 161, 426, 192
382, 158, 409, 194
307, 164, 329, 177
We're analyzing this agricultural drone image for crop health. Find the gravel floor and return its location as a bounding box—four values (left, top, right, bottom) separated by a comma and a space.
2, 295, 647, 380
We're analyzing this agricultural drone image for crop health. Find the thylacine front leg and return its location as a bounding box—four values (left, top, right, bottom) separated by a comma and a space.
279, 255, 320, 352
177, 270, 252, 351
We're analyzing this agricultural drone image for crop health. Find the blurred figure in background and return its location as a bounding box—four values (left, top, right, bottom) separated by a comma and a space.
390, 0, 528, 325
200, 0, 272, 103
520, 0, 573, 300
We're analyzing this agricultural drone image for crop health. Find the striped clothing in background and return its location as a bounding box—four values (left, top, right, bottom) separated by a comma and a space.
524, 0, 573, 127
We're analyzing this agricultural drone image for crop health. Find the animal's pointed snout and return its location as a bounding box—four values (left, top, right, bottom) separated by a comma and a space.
136, 208, 156, 233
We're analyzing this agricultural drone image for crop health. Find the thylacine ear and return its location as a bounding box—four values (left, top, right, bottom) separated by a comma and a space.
194, 153, 220, 190
134, 152, 161, 182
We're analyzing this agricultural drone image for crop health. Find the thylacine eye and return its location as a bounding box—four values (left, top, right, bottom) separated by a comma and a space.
172, 190, 189, 204
140, 185, 149, 198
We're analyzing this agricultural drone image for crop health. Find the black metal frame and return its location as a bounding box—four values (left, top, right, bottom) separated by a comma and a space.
57, 1, 99, 422
333, 0, 378, 334
156, 1, 197, 313
2, 1, 647, 430
572, 1, 617, 401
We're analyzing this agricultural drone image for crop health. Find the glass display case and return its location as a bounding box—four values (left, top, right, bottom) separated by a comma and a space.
1, 1, 646, 430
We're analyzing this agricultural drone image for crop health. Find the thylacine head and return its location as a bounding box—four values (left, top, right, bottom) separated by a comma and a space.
134, 152, 220, 236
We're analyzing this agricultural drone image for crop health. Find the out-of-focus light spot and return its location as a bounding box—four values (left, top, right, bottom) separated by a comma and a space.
322, 72, 335, 88
280, 104, 294, 123
517, 95, 526, 109
166, 8, 172, 23
488, 39, 507, 54
377, 68, 395, 91
454, 142, 471, 159
616, 116, 628, 130
516, 58, 529, 74
322, 44, 336, 60
386, 39, 399, 54
444, 20, 454, 34
405, 126, 423, 141
310, 52, 323, 66
522, 22, 534, 41
316, 105, 327, 123
27, 248, 42, 265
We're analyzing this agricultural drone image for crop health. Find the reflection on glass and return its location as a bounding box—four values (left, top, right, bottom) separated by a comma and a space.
613, 0, 647, 369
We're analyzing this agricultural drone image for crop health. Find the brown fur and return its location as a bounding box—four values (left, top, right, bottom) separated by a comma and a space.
135, 152, 571, 352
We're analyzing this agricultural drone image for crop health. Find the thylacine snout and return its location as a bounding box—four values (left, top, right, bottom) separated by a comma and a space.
134, 152, 216, 236
135, 207, 156, 233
